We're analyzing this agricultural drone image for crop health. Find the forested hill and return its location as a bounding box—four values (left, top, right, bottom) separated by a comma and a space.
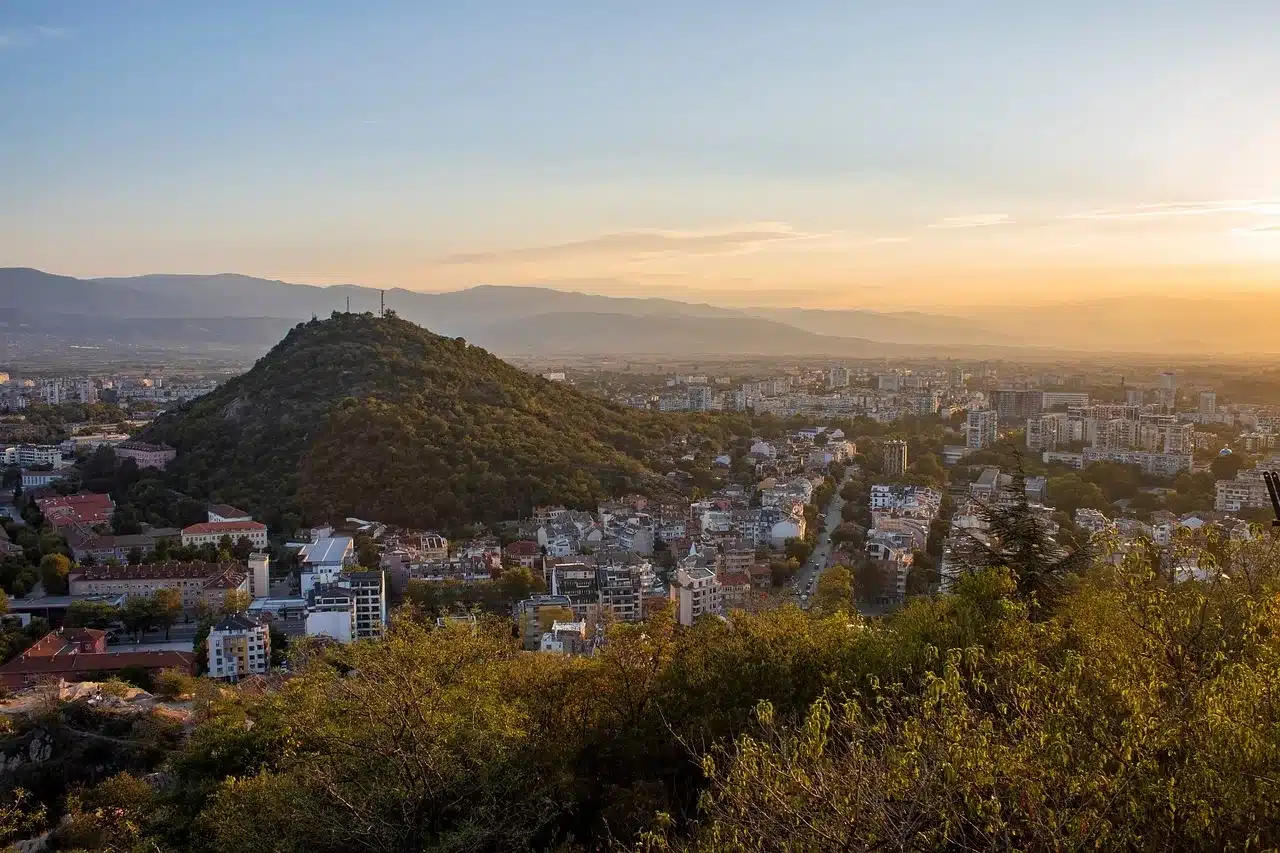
143, 312, 693, 531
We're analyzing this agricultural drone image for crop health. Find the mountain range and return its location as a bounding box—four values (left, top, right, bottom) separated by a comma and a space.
3, 266, 1279, 357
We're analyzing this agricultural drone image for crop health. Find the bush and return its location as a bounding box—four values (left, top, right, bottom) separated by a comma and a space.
154, 668, 197, 700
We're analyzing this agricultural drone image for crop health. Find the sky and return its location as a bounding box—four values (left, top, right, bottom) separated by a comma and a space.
2, 1, 1279, 308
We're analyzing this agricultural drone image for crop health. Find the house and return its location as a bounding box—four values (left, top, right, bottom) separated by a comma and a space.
717, 570, 752, 606
299, 536, 356, 595
113, 440, 176, 469
181, 520, 268, 550
503, 540, 541, 569
0, 628, 194, 690
36, 493, 115, 528
207, 613, 270, 680
540, 620, 592, 655
747, 563, 773, 590
70, 561, 248, 608
207, 504, 252, 523
21, 470, 69, 489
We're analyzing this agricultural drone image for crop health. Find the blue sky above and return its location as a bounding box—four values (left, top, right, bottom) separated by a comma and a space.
2, 1, 1278, 305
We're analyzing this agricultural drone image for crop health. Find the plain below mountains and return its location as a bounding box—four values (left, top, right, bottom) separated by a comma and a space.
4, 266, 1279, 356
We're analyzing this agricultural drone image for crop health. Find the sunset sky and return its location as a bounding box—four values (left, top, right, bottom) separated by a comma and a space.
2, 1, 1278, 307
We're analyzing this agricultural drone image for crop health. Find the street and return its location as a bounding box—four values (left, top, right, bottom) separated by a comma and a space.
794, 469, 853, 608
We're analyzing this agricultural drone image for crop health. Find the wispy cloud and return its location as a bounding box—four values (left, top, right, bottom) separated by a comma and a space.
0, 25, 71, 50
1064, 199, 1280, 221
926, 213, 1014, 229
439, 223, 819, 264
1232, 223, 1280, 234
868, 236, 910, 245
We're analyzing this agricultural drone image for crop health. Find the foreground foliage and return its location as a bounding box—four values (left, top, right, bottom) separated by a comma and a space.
7, 530, 1280, 852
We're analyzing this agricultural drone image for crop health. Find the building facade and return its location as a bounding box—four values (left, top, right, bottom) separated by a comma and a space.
207, 613, 270, 680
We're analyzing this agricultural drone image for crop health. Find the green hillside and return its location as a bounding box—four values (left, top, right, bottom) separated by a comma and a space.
144, 312, 690, 530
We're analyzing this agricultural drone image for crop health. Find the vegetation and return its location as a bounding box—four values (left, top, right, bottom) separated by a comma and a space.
3, 516, 1278, 851
142, 314, 730, 533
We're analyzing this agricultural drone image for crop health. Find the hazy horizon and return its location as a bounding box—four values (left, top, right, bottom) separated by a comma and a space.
2, 2, 1278, 309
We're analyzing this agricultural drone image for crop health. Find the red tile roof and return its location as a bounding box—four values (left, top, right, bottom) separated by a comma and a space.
504, 540, 540, 556
182, 520, 266, 535
74, 560, 237, 582
37, 492, 114, 527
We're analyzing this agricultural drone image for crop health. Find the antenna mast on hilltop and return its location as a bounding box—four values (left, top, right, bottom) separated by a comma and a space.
380, 290, 385, 317
346, 296, 350, 314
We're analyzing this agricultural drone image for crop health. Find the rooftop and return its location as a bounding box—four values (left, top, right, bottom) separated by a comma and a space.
213, 612, 264, 632
183, 520, 267, 535
299, 536, 354, 566
74, 560, 240, 582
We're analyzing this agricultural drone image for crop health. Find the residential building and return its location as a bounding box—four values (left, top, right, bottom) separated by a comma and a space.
1199, 390, 1217, 416
345, 570, 387, 640
248, 551, 270, 598
36, 492, 115, 528
883, 439, 909, 476
717, 570, 753, 606
1040, 392, 1089, 409
669, 565, 722, 626
1026, 412, 1071, 452
207, 504, 252, 523
966, 409, 998, 449
1158, 372, 1177, 410
539, 620, 591, 655
970, 467, 1003, 501
305, 584, 356, 644
1081, 448, 1193, 477
827, 366, 850, 389
687, 385, 714, 411
113, 440, 177, 469
0, 628, 194, 691
299, 536, 356, 595
207, 613, 270, 680
181, 520, 268, 550
551, 562, 600, 622
503, 540, 541, 569
21, 470, 70, 489
991, 389, 1043, 421
598, 563, 647, 622
70, 561, 249, 608
517, 595, 575, 650
1125, 388, 1145, 406
1, 444, 67, 468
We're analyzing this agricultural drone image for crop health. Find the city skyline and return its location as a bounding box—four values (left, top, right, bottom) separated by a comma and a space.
2, 1, 1278, 307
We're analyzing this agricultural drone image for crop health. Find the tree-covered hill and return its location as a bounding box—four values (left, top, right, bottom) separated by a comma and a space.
143, 312, 692, 530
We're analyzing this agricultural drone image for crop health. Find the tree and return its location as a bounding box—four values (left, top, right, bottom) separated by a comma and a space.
954, 470, 1090, 619
126, 545, 144, 566
121, 594, 158, 640
38, 553, 72, 595
769, 558, 798, 588
222, 589, 252, 614
154, 588, 183, 640
784, 538, 813, 565
0, 465, 19, 491
814, 565, 853, 614
65, 599, 119, 630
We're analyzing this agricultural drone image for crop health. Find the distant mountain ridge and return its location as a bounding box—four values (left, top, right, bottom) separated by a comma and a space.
3, 266, 1280, 355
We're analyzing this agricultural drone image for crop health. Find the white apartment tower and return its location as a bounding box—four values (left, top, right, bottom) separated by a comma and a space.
966, 409, 999, 450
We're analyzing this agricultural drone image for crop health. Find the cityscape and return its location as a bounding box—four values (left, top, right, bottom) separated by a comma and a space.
3, 2, 1280, 851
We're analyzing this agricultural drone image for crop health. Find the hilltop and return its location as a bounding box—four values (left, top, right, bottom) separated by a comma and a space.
142, 313, 696, 531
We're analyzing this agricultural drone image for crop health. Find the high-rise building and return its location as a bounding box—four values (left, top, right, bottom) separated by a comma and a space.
967, 409, 999, 449
1026, 412, 1070, 452
1199, 390, 1217, 416
668, 565, 722, 627
991, 389, 1043, 421
1158, 372, 1177, 410
883, 439, 909, 475
1125, 388, 1145, 406
827, 366, 850, 389
687, 385, 714, 411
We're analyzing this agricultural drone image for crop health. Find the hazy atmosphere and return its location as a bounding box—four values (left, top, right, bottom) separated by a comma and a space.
3, 1, 1278, 308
